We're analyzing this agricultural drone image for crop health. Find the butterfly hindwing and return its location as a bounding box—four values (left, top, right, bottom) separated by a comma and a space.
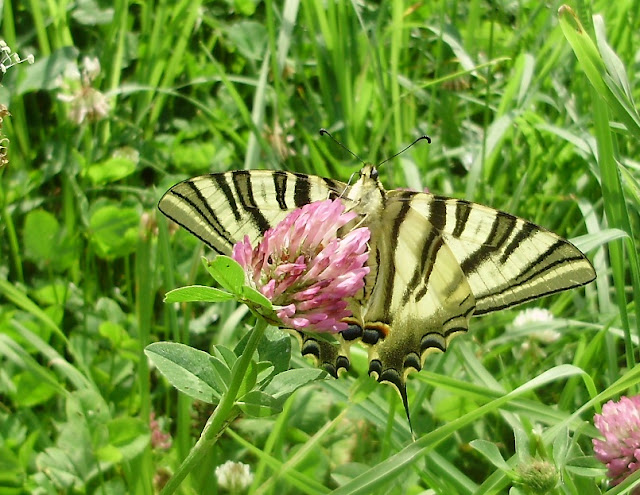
350, 197, 476, 407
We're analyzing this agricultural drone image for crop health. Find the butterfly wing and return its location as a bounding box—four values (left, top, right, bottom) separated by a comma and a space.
313, 188, 594, 411
159, 170, 355, 380
158, 170, 349, 254
358, 199, 476, 409
393, 191, 596, 315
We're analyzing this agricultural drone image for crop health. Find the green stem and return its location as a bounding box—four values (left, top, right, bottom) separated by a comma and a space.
159, 318, 268, 495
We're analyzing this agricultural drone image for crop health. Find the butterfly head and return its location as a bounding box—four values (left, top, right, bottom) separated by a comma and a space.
345, 164, 386, 211
360, 164, 380, 182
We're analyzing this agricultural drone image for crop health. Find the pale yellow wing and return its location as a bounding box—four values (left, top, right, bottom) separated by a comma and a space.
302, 197, 476, 412
395, 191, 596, 315
158, 170, 349, 254
301, 188, 595, 414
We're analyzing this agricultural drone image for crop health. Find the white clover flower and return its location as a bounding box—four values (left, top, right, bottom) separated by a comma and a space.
57, 56, 110, 125
535, 328, 562, 344
513, 308, 560, 344
82, 56, 101, 81
513, 308, 555, 328
511, 308, 560, 359
0, 40, 34, 76
215, 461, 253, 493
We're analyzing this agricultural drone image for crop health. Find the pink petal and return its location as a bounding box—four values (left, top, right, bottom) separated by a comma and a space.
230, 199, 370, 333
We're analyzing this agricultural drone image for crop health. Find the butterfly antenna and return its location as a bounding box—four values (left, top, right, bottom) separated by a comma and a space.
377, 135, 431, 168
319, 129, 366, 165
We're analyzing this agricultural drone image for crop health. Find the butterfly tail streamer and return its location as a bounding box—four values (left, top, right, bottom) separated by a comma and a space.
299, 329, 418, 434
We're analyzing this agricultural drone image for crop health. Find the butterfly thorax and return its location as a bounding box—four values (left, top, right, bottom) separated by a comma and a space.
344, 164, 387, 217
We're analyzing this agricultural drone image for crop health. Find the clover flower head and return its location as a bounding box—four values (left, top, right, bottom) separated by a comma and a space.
232, 199, 370, 333
512, 307, 560, 359
215, 461, 253, 493
593, 395, 640, 487
57, 56, 109, 125
81, 56, 101, 82
513, 307, 555, 328
515, 459, 559, 494
149, 411, 172, 450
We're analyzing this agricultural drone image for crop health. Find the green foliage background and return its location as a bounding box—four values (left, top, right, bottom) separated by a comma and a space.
0, 0, 639, 493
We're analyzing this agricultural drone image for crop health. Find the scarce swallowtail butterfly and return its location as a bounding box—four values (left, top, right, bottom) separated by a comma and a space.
158, 142, 596, 418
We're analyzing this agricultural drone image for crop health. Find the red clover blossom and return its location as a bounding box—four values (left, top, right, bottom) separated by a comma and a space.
593, 395, 640, 488
232, 199, 370, 333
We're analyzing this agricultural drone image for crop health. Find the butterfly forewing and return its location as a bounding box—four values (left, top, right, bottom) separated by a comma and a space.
159, 170, 348, 254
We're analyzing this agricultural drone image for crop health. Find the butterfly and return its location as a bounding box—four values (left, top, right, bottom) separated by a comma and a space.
158, 154, 596, 418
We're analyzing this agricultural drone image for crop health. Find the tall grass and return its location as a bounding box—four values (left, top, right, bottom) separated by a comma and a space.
0, 1, 638, 494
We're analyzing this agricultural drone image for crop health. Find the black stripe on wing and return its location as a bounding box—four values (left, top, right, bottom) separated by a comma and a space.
473, 265, 592, 313
293, 172, 312, 206
159, 170, 350, 255
160, 178, 235, 254
403, 231, 442, 303
383, 198, 412, 322
498, 221, 536, 263
272, 171, 289, 209
232, 171, 272, 234
459, 210, 518, 275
